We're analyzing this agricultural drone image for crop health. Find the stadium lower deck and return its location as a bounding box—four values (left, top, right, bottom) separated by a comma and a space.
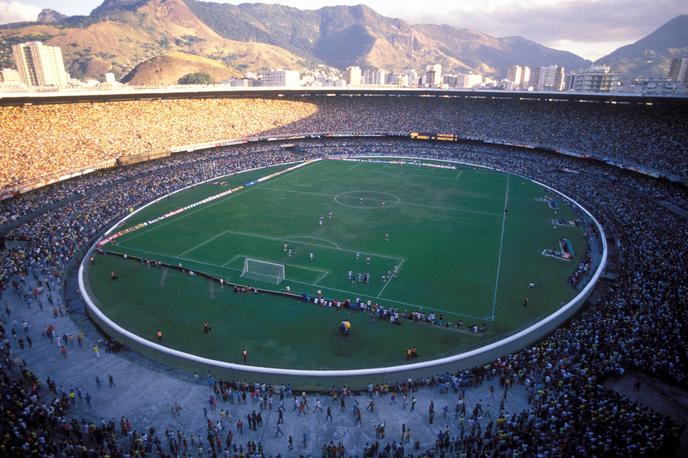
1, 136, 686, 456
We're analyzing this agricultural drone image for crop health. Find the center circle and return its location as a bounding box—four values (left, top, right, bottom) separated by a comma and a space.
334, 190, 401, 209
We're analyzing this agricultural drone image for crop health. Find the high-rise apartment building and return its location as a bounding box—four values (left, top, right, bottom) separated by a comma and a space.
668, 57, 688, 84
567, 65, 620, 92
12, 41, 69, 87
402, 69, 419, 87
362, 69, 387, 86
259, 69, 301, 87
507, 65, 531, 89
530, 65, 566, 91
522, 66, 531, 89
444, 73, 482, 89
343, 66, 362, 87
507, 65, 523, 89
425, 64, 442, 87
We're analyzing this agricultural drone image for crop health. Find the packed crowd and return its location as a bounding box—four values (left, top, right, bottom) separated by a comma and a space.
2, 95, 687, 191
1, 133, 687, 456
268, 97, 688, 179
0, 98, 318, 189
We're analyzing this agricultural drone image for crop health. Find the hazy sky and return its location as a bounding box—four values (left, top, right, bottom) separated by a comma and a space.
1, 0, 686, 60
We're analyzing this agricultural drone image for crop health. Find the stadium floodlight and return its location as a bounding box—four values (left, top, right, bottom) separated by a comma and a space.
241, 258, 286, 285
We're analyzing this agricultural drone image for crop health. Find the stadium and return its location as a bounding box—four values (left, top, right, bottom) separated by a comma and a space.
1, 88, 687, 456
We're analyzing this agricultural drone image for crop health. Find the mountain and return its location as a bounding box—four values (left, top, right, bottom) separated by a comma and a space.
37, 9, 67, 24
0, 0, 306, 81
413, 24, 588, 76
597, 15, 688, 78
0, 0, 591, 84
121, 51, 239, 85
184, 1, 590, 76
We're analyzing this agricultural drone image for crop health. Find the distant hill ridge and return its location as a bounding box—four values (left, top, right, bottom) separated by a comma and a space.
0, 0, 684, 85
183, 0, 590, 75
597, 15, 688, 78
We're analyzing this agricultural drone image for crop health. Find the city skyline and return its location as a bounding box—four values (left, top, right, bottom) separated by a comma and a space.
0, 0, 686, 60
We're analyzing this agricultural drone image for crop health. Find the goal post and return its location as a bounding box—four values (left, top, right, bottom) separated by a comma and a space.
241, 258, 286, 285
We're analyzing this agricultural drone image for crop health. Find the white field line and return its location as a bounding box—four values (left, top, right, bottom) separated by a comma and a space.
282, 236, 341, 249
177, 231, 230, 257
376, 258, 406, 298
222, 254, 243, 267
455, 169, 463, 180
313, 271, 329, 285
490, 174, 510, 321
121, 162, 316, 244
260, 187, 501, 217
111, 245, 482, 320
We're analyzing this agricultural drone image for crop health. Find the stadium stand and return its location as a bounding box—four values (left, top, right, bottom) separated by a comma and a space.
1, 93, 687, 456
1, 95, 687, 193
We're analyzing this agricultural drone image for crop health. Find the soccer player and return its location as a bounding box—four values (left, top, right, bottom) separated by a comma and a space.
309, 252, 314, 261
385, 233, 390, 241
523, 297, 529, 307
283, 243, 288, 252
242, 349, 248, 363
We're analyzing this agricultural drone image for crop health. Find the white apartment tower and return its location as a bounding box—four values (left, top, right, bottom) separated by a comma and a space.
363, 69, 387, 86
344, 66, 362, 86
259, 69, 301, 87
12, 41, 69, 87
531, 65, 566, 91
507, 65, 523, 89
507, 65, 532, 90
567, 65, 620, 92
425, 64, 442, 87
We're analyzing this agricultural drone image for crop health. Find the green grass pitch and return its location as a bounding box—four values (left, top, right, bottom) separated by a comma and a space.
85, 158, 592, 370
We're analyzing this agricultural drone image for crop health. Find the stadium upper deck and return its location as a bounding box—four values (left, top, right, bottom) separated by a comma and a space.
1, 88, 687, 194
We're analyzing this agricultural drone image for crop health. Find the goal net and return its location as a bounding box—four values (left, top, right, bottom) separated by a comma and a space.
241, 258, 286, 285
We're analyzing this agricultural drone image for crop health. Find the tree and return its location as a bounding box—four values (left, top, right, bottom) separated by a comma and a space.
177, 72, 213, 85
